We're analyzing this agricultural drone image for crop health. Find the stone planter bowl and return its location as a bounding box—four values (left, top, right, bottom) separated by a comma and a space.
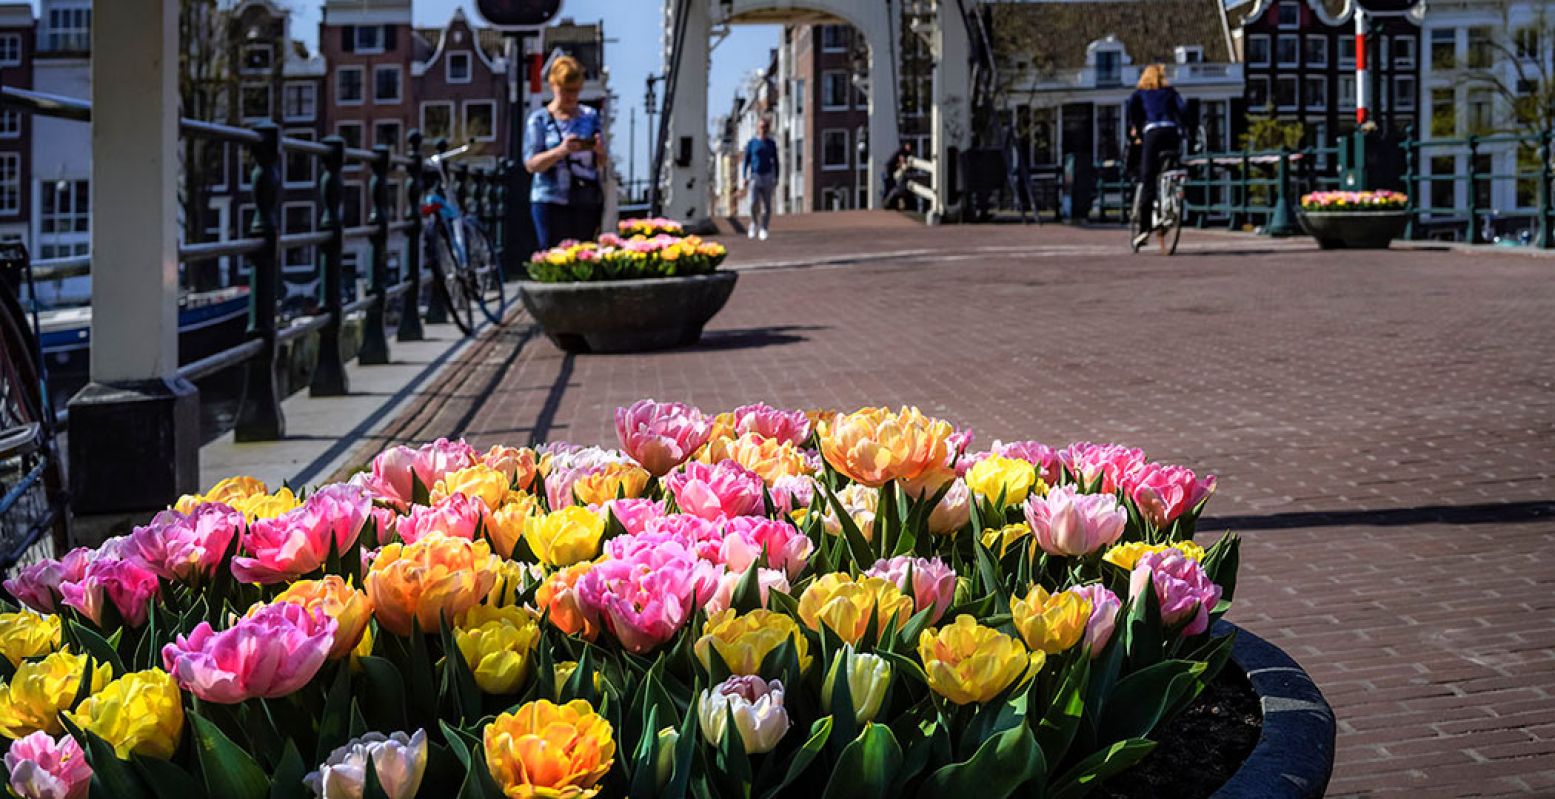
518, 272, 738, 354
1298, 209, 1409, 249
1212, 621, 1336, 798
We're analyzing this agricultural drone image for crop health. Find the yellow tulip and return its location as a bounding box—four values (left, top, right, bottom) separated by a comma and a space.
981, 522, 1032, 558
0, 611, 60, 667
918, 615, 1041, 705
817, 406, 954, 487
455, 605, 541, 695
482, 445, 539, 492
965, 456, 1044, 506
1010, 586, 1091, 655
174, 475, 267, 513
432, 465, 513, 511
725, 433, 812, 484
822, 649, 892, 723
229, 487, 301, 521
350, 623, 375, 669
67, 669, 184, 760
485, 700, 616, 799
0, 650, 111, 738
1102, 541, 1207, 571
365, 533, 500, 636
571, 463, 650, 507
694, 610, 812, 677
268, 576, 373, 660
486, 494, 541, 560
797, 574, 915, 646
523, 507, 607, 567
486, 558, 535, 608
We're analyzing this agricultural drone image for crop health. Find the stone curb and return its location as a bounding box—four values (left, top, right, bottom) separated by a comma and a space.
1212, 621, 1336, 799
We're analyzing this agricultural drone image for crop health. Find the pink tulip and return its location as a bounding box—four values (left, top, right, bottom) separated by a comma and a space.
2, 547, 94, 614
730, 404, 812, 447
1058, 442, 1147, 493
122, 502, 243, 582
413, 438, 478, 487
605, 498, 667, 534
364, 445, 418, 507
1070, 584, 1122, 655
991, 440, 1061, 485
1023, 485, 1127, 557
719, 517, 813, 579
1125, 463, 1217, 529
946, 427, 975, 463
769, 475, 817, 515
864, 556, 956, 624
5, 731, 91, 799
232, 484, 371, 584
665, 461, 764, 520
369, 505, 400, 546
59, 556, 159, 628
577, 550, 709, 653
543, 447, 636, 509
395, 494, 483, 545
1129, 552, 1222, 637
630, 514, 726, 563
615, 400, 712, 477
705, 567, 790, 615
162, 601, 336, 703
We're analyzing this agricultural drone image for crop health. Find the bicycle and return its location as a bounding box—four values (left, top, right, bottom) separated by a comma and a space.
1129, 151, 1186, 256
421, 143, 507, 336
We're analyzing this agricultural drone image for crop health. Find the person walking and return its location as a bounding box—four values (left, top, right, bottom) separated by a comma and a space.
742, 118, 779, 240
524, 55, 607, 250
882, 141, 913, 210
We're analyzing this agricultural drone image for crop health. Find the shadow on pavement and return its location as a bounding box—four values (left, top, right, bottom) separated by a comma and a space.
685, 325, 825, 352
1205, 500, 1555, 531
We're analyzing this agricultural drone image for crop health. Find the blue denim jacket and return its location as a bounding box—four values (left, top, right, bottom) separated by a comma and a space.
526, 105, 600, 206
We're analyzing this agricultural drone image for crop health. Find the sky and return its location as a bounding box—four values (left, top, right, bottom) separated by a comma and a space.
28, 0, 780, 187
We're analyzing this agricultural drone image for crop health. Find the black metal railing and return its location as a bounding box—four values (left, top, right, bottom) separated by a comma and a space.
0, 85, 512, 441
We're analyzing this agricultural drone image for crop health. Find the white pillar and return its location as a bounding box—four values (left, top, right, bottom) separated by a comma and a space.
865, 12, 901, 210
665, 0, 712, 224
933, 0, 972, 221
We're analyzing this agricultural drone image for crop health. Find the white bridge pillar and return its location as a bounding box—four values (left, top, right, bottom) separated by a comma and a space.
931, 0, 971, 223
663, 1, 712, 224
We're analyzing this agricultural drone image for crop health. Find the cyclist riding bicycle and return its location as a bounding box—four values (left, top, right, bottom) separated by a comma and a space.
1127, 64, 1187, 253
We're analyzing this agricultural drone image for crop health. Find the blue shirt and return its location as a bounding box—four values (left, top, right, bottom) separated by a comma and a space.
526, 105, 600, 205
1127, 88, 1186, 131
743, 137, 778, 179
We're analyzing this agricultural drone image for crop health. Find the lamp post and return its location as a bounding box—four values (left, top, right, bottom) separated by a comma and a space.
644, 74, 661, 207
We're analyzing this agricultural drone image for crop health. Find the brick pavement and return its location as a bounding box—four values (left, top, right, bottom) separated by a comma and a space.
341, 212, 1555, 797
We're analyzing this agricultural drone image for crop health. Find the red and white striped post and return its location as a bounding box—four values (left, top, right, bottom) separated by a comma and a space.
1355, 7, 1370, 124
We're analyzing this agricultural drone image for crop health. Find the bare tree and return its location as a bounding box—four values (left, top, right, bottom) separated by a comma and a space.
1454, 0, 1555, 138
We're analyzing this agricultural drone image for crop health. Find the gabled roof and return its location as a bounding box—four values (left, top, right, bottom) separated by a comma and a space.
987, 0, 1234, 71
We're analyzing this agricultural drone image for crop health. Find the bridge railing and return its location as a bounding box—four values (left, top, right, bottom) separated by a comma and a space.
1092, 144, 1343, 231
1, 85, 512, 440
1398, 126, 1553, 246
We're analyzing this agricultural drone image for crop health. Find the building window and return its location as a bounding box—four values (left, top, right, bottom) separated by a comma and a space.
0, 34, 21, 66
374, 66, 402, 104
1095, 50, 1121, 86
1517, 144, 1539, 207
1394, 76, 1417, 111
1467, 27, 1495, 68
821, 129, 849, 170
820, 25, 848, 53
44, 5, 89, 52
1339, 74, 1356, 110
422, 102, 454, 141
821, 71, 849, 110
793, 78, 804, 115
1248, 76, 1270, 110
1277, 1, 1299, 28
242, 44, 272, 75
356, 25, 384, 54
0, 108, 19, 139
337, 67, 364, 104
464, 101, 496, 141
1247, 34, 1270, 66
448, 52, 472, 83
1095, 104, 1122, 162
1394, 36, 1417, 67
1430, 88, 1455, 137
1431, 28, 1456, 70
1276, 76, 1298, 110
1276, 35, 1299, 66
1305, 35, 1328, 67
1339, 36, 1356, 68
0, 154, 17, 215
282, 202, 315, 273
40, 180, 89, 237
1175, 45, 1203, 64
337, 121, 364, 151
374, 121, 402, 151
1467, 90, 1493, 134
241, 83, 271, 121
1305, 76, 1327, 110
1202, 100, 1227, 151
283, 83, 316, 122
285, 130, 314, 187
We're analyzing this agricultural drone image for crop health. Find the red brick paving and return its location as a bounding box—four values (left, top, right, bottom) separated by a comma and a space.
346, 212, 1555, 797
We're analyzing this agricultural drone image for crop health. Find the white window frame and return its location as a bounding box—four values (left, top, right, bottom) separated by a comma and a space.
1248, 76, 1271, 110
241, 43, 272, 75
1276, 34, 1300, 67
1305, 35, 1328, 67
1277, 1, 1300, 28
1339, 36, 1357, 68
373, 120, 403, 151
0, 108, 20, 139
1394, 36, 1417, 68
0, 33, 21, 67
0, 153, 18, 215
1094, 48, 1123, 86
462, 100, 497, 142
1305, 75, 1327, 110
1313, 121, 1329, 169
337, 121, 365, 163
1276, 75, 1299, 111
45, 4, 89, 52
821, 128, 849, 171
1394, 76, 1417, 111
336, 66, 365, 106
421, 101, 455, 141
1339, 75, 1357, 111
1248, 34, 1270, 66
240, 82, 272, 122
281, 201, 316, 274
821, 70, 849, 111
355, 25, 385, 55
283, 82, 317, 122
284, 129, 315, 188
1175, 45, 1204, 64
373, 65, 403, 105
447, 51, 473, 84
820, 25, 848, 53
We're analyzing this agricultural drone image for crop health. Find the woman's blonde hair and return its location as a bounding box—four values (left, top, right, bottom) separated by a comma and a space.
1137, 64, 1167, 90
548, 55, 586, 89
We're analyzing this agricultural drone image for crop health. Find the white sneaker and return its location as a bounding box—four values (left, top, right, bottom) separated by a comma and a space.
758, 228, 769, 241
748, 225, 757, 239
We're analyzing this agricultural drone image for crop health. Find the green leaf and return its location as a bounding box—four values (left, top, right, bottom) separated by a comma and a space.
628, 704, 662, 799
757, 716, 833, 799
359, 655, 409, 732
1124, 577, 1164, 671
824, 484, 877, 568
730, 562, 765, 615
919, 725, 1047, 799
1097, 659, 1206, 741
1036, 652, 1090, 768
363, 751, 393, 799
191, 711, 271, 799
315, 659, 354, 764
821, 723, 903, 799
1049, 738, 1158, 799
134, 754, 206, 799
268, 740, 311, 799
60, 715, 150, 799
440, 720, 473, 770
67, 620, 126, 676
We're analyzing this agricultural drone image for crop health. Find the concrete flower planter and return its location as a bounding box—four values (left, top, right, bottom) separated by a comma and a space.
1212, 621, 1336, 799
1298, 210, 1408, 249
518, 272, 738, 354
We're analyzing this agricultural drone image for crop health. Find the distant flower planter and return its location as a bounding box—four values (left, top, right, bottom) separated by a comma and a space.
1298, 210, 1409, 250
519, 272, 739, 354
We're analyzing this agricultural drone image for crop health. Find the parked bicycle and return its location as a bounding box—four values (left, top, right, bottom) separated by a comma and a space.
1130, 151, 1186, 256
421, 142, 507, 336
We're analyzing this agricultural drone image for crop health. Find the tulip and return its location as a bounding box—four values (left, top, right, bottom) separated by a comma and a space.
362, 445, 418, 508
1058, 443, 1146, 494
1125, 462, 1217, 529
524, 506, 607, 567
535, 562, 600, 639
697, 676, 790, 755
863, 556, 956, 624
719, 517, 812, 579
796, 574, 915, 645
1010, 585, 1091, 654
576, 550, 705, 654
604, 497, 666, 535
768, 474, 817, 516
365, 533, 500, 636
817, 406, 955, 487
4, 731, 91, 799
410, 438, 479, 490
67, 669, 184, 760
232, 484, 371, 584
163, 601, 335, 704
482, 444, 539, 492
58, 557, 159, 628
694, 609, 811, 676
228, 487, 302, 522
723, 433, 813, 485
269, 576, 373, 660
173, 475, 268, 514
965, 456, 1043, 506
123, 502, 243, 582
0, 650, 111, 738
484, 494, 540, 559
821, 649, 891, 723
1023, 486, 1127, 557
571, 463, 651, 507
1129, 551, 1223, 637
455, 605, 541, 695
485, 558, 536, 608
395, 495, 481, 545
988, 440, 1061, 485
304, 729, 428, 799
654, 727, 679, 789
927, 478, 971, 535
980, 522, 1032, 558
435, 462, 516, 512
1101, 540, 1205, 571
542, 447, 637, 509
818, 482, 879, 541
0, 612, 60, 667
615, 399, 713, 476
1070, 584, 1123, 654
3, 554, 83, 614
918, 615, 1041, 705
485, 700, 615, 799
665, 461, 765, 520
730, 403, 812, 446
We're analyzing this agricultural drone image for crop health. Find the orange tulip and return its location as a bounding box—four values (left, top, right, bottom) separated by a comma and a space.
365, 533, 499, 636
267, 576, 373, 659
818, 407, 954, 487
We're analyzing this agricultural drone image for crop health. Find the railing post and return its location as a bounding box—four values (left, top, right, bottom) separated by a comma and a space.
398, 130, 426, 341
1466, 135, 1481, 244
1265, 147, 1299, 236
1538, 129, 1553, 248
424, 139, 450, 324
311, 137, 349, 396
495, 161, 512, 275
235, 122, 286, 441
360, 145, 392, 365
1234, 147, 1250, 230
1401, 125, 1418, 241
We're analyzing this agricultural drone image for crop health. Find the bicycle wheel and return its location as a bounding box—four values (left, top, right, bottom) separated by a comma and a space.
1128, 184, 1146, 253
463, 221, 507, 326
1165, 180, 1185, 256
0, 290, 67, 566
428, 221, 475, 336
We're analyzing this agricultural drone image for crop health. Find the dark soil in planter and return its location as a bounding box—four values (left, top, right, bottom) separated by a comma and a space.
1098, 666, 1263, 799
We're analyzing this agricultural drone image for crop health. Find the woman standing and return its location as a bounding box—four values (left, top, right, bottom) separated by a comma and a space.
524, 55, 607, 249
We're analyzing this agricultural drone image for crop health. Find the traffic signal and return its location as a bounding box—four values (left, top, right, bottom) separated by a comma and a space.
476, 0, 563, 28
